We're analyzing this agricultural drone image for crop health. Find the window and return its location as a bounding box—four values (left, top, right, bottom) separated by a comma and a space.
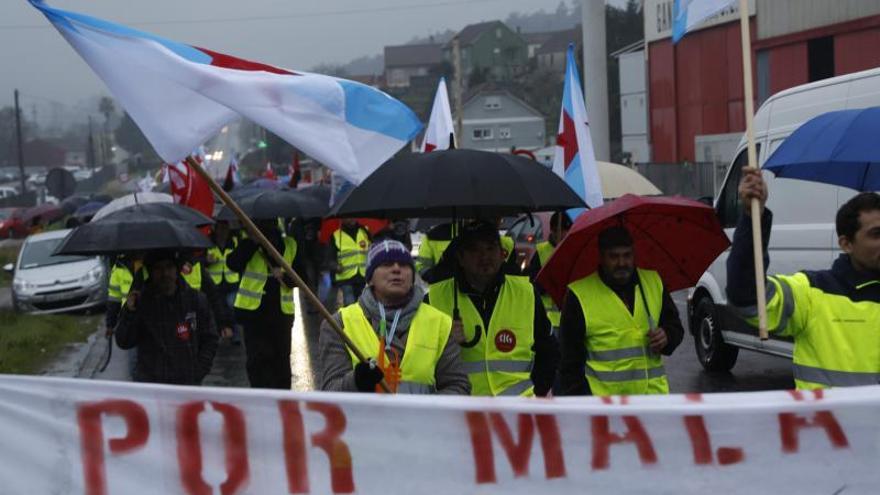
472, 128, 493, 140
496, 27, 502, 39
757, 50, 770, 106
717, 145, 760, 228
499, 127, 511, 139
484, 96, 502, 110
808, 36, 834, 82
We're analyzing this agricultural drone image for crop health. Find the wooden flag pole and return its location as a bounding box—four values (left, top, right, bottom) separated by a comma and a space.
737, 0, 768, 340
185, 157, 392, 392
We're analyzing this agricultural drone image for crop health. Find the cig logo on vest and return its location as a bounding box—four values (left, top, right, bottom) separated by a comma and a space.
494, 329, 516, 352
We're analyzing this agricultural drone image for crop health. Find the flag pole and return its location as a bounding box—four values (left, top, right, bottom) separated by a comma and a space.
737, 0, 768, 340
185, 156, 392, 393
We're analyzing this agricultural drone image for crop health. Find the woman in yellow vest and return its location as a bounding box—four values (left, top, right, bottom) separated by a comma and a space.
227, 218, 299, 389
319, 240, 469, 394
558, 226, 684, 396
427, 221, 559, 397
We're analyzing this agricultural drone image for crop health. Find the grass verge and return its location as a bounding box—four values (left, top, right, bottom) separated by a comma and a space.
0, 310, 100, 374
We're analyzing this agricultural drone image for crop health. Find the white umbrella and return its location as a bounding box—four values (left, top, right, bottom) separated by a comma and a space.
92, 192, 173, 221
597, 161, 662, 199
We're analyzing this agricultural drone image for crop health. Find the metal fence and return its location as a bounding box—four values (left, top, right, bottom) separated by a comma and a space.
633, 161, 730, 199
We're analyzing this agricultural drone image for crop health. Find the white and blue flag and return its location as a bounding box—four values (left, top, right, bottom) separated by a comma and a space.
672, 0, 738, 43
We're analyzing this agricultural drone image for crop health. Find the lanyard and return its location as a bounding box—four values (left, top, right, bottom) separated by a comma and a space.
377, 304, 402, 351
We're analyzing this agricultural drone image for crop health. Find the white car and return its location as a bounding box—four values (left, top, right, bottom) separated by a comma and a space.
4, 229, 107, 314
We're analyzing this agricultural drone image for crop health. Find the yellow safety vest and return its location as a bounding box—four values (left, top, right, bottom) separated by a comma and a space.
568, 269, 668, 396
535, 241, 560, 327
335, 228, 369, 282
207, 244, 240, 285
181, 261, 203, 291
108, 264, 135, 302
429, 275, 535, 396
742, 272, 880, 390
501, 235, 515, 262
233, 237, 297, 315
340, 302, 452, 394
416, 237, 452, 274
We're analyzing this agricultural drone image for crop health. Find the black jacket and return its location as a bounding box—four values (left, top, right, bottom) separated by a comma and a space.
426, 271, 560, 396
558, 270, 684, 396
116, 280, 218, 385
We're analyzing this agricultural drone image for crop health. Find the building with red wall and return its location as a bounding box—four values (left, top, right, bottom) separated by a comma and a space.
643, 0, 880, 163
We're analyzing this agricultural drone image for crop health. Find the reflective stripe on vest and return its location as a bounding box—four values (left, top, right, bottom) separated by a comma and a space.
535, 241, 561, 327
335, 229, 369, 281
207, 246, 240, 285
233, 237, 297, 314
181, 262, 202, 291
792, 363, 880, 388
568, 269, 669, 396
428, 275, 535, 397
340, 302, 452, 393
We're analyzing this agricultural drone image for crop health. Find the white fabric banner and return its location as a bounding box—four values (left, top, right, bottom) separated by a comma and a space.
1, 375, 879, 494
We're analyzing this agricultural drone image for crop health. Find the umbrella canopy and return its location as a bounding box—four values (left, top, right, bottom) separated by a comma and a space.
102, 202, 214, 226
328, 149, 586, 218
536, 194, 730, 307
763, 106, 880, 191
219, 189, 328, 221
597, 161, 662, 198
53, 211, 212, 256
59, 195, 90, 215
73, 201, 106, 219
92, 192, 172, 221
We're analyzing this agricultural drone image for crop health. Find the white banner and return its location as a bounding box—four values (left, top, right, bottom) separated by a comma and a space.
1, 375, 879, 494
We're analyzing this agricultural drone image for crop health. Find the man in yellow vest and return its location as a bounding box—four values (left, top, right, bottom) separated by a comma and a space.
729, 168, 880, 390
527, 212, 573, 334
206, 220, 241, 343
319, 239, 469, 394
330, 218, 371, 307
558, 226, 683, 396
427, 221, 559, 397
228, 218, 299, 389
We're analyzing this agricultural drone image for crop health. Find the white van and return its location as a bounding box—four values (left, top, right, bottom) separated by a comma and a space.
689, 67, 880, 371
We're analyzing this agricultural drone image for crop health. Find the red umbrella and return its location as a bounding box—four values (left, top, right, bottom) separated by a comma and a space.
537, 194, 730, 307
318, 218, 389, 244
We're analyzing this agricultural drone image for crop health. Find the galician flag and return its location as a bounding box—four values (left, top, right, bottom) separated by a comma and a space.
553, 44, 603, 212
420, 77, 455, 152
30, 0, 421, 184
672, 0, 738, 43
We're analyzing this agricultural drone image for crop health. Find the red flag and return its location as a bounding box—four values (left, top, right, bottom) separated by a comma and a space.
168, 158, 214, 218
264, 162, 276, 180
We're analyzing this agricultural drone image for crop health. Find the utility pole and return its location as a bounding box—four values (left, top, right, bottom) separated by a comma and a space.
452, 36, 464, 144
14, 89, 26, 195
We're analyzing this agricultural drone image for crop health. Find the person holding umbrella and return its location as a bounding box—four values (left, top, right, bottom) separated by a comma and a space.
329, 218, 371, 308
427, 221, 559, 397
319, 240, 469, 394
729, 169, 880, 390
227, 217, 300, 389
557, 226, 684, 396
115, 250, 219, 385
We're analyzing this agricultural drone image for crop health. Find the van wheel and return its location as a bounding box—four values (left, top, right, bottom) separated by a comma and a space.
693, 298, 738, 372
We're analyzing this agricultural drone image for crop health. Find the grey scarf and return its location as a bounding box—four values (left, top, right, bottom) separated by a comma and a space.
357, 284, 425, 338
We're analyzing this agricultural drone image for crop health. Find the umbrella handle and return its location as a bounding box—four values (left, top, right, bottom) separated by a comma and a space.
459, 325, 482, 348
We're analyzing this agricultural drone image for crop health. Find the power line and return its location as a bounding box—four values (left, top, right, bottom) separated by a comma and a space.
0, 0, 507, 30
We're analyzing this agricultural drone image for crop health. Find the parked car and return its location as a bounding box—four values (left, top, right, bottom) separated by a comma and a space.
0, 186, 18, 199
0, 208, 28, 239
4, 229, 107, 314
506, 212, 552, 273
688, 67, 880, 372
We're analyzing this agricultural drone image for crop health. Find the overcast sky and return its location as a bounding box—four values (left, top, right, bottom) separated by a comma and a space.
1, 0, 625, 116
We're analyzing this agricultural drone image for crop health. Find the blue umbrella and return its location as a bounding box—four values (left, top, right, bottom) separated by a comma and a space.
764, 106, 880, 191
73, 201, 105, 218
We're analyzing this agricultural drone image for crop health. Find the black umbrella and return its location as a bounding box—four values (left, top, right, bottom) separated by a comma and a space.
328, 149, 586, 218
101, 202, 214, 226
53, 211, 213, 256
59, 195, 90, 215
218, 189, 328, 221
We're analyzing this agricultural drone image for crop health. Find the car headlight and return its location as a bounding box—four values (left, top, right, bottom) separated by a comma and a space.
80, 267, 103, 285
13, 278, 34, 293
